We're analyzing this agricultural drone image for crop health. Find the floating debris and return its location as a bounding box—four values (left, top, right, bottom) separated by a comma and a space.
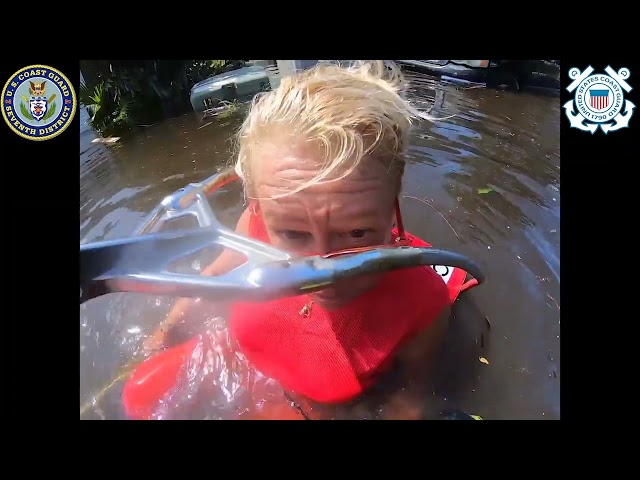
439, 410, 483, 420
299, 301, 314, 318
477, 187, 493, 194
479, 357, 490, 365
91, 137, 120, 144
547, 293, 560, 310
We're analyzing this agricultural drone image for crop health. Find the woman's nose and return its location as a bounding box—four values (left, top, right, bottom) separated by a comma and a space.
302, 235, 353, 257
301, 236, 333, 257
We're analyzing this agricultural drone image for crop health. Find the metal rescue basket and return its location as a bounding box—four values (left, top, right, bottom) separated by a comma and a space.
79, 169, 485, 306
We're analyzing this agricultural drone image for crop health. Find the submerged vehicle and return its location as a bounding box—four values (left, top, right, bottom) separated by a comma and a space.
189, 65, 272, 118
395, 60, 560, 93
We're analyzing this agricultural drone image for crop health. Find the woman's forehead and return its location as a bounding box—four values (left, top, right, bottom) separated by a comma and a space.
252, 142, 396, 193
259, 187, 392, 226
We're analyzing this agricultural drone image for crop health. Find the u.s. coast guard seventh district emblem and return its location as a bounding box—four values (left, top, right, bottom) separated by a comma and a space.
563, 65, 635, 134
1, 64, 77, 141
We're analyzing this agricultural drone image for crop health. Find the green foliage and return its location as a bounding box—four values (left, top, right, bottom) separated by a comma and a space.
43, 102, 56, 121
79, 60, 246, 138
20, 102, 33, 120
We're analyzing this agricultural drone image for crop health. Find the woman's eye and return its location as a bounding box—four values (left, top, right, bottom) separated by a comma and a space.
349, 229, 369, 239
278, 230, 309, 241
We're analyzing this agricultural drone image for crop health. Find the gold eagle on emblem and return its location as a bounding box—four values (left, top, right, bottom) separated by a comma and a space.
29, 81, 47, 97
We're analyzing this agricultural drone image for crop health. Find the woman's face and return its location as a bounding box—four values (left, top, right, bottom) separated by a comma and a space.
252, 143, 398, 309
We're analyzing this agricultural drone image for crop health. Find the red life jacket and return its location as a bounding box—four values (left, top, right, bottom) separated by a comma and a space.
227, 206, 452, 404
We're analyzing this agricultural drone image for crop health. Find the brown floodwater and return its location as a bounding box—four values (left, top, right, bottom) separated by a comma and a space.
79, 71, 560, 420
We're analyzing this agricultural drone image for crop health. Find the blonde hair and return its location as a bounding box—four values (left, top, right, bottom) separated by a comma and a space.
233, 60, 428, 199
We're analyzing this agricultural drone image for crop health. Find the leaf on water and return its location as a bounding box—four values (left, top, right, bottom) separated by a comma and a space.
479, 357, 490, 364
477, 187, 493, 195
470, 415, 483, 420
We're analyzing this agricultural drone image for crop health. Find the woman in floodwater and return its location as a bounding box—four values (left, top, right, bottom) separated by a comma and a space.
126, 60, 454, 420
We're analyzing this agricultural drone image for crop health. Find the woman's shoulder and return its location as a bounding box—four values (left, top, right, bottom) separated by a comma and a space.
379, 265, 451, 330
385, 265, 450, 303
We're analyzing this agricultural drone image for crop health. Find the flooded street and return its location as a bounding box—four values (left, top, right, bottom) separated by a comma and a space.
80, 71, 560, 420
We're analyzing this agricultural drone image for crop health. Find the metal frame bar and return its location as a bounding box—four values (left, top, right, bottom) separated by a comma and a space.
80, 169, 485, 304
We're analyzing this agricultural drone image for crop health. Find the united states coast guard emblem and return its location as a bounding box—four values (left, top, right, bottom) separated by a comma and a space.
563, 65, 635, 134
1, 64, 77, 141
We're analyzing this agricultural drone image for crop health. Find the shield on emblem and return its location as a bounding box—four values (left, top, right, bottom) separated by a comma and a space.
29, 96, 48, 121
589, 89, 609, 110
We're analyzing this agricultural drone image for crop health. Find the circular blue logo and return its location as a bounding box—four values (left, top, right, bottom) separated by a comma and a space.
573, 73, 626, 124
2, 64, 77, 141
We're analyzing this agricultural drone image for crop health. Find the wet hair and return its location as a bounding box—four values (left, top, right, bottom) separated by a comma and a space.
233, 60, 430, 199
